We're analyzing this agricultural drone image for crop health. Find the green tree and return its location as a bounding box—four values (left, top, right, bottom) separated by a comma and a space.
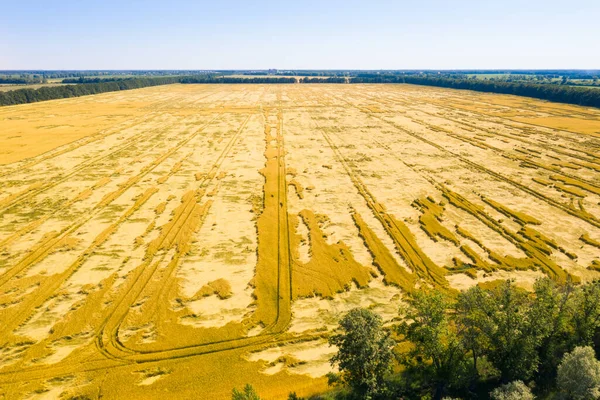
557, 346, 600, 400
399, 290, 466, 398
232, 384, 261, 400
455, 285, 494, 377
529, 278, 575, 388
571, 281, 600, 347
467, 281, 540, 382
329, 308, 395, 399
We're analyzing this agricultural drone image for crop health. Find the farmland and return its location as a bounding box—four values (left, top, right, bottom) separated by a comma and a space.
0, 83, 73, 93
0, 83, 599, 399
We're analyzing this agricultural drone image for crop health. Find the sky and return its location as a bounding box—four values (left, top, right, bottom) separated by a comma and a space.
1, 0, 599, 70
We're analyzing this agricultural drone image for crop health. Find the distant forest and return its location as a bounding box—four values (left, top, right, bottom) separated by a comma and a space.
1, 70, 599, 108
0, 77, 182, 106
348, 75, 600, 108
180, 76, 296, 84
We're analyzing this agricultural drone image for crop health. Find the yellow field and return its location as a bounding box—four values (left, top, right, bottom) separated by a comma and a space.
0, 84, 599, 399
0, 83, 73, 93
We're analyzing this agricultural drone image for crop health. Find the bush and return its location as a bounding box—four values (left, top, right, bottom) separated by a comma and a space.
557, 346, 600, 400
489, 380, 534, 400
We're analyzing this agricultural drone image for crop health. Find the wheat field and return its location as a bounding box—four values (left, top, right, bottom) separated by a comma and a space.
0, 84, 599, 399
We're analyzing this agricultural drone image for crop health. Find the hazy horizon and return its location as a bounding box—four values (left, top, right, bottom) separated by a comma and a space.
2, 0, 599, 70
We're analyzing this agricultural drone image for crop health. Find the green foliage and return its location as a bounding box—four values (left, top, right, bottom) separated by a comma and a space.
557, 346, 600, 400
61, 77, 129, 83
453, 281, 541, 382
232, 384, 261, 400
530, 279, 576, 388
489, 380, 534, 400
301, 77, 346, 83
486, 281, 543, 382
571, 282, 600, 347
180, 76, 296, 84
455, 285, 493, 378
0, 77, 45, 84
398, 290, 467, 398
324, 279, 600, 399
329, 308, 395, 399
0, 77, 182, 106
4, 70, 600, 109
0, 75, 299, 107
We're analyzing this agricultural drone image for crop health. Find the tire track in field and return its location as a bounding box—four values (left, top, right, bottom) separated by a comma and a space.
99, 114, 252, 357
426, 93, 600, 139
0, 114, 221, 287
372, 84, 600, 140
371, 98, 600, 189
98, 92, 293, 363
0, 85, 202, 177
379, 88, 600, 164
307, 112, 450, 290
0, 89, 320, 379
325, 87, 600, 229
326, 116, 573, 283
132, 87, 272, 330
0, 113, 163, 179
0, 90, 233, 251
0, 118, 172, 215
0, 87, 227, 210
0, 114, 226, 340
0, 88, 335, 383
0, 90, 286, 376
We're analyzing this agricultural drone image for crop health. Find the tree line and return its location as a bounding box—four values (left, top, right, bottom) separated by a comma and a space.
60, 77, 131, 84
233, 278, 600, 400
0, 76, 300, 106
180, 76, 296, 84
301, 77, 347, 83
388, 278, 600, 399
0, 76, 46, 84
0, 76, 182, 106
313, 74, 600, 107
3, 74, 600, 109
346, 75, 600, 108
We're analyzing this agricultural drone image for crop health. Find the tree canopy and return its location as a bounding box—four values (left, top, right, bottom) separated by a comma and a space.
329, 308, 395, 399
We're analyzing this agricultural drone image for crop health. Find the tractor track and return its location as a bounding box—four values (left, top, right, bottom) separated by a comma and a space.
323, 88, 600, 229
0, 113, 226, 339
95, 89, 293, 362
0, 87, 227, 210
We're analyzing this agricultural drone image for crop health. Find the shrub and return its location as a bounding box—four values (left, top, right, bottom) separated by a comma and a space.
557, 346, 600, 400
489, 380, 534, 400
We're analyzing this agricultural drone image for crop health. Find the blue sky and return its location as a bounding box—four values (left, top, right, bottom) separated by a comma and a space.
1, 0, 599, 70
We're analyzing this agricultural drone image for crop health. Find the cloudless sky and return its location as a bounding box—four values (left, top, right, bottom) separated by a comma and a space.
1, 0, 599, 70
